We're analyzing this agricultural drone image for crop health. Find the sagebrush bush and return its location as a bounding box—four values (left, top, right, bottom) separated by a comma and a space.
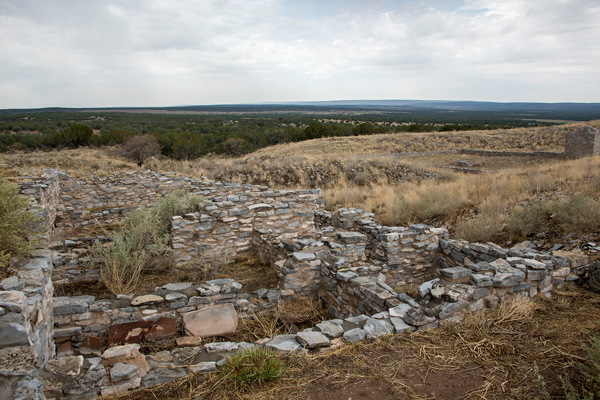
92, 190, 205, 294
221, 347, 283, 387
0, 176, 40, 270
506, 201, 551, 237
552, 194, 600, 233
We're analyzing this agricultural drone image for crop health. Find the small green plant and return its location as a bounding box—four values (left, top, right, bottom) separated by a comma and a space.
0, 176, 41, 271
221, 347, 283, 387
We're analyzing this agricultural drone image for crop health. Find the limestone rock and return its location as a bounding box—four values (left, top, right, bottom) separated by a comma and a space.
266, 334, 301, 352
296, 331, 331, 349
183, 303, 238, 337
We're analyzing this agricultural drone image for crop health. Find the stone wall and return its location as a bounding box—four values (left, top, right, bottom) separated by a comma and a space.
565, 126, 600, 158
0, 253, 55, 400
171, 186, 322, 262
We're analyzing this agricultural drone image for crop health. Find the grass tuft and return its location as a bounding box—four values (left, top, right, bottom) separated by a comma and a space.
221, 347, 283, 387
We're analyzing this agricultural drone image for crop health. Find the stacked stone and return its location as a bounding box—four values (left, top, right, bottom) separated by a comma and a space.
49, 236, 109, 285
51, 279, 281, 353
317, 209, 447, 287
17, 168, 61, 230
171, 187, 322, 262
0, 253, 55, 400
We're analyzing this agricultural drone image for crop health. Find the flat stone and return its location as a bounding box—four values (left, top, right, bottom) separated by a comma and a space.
363, 318, 393, 339
107, 320, 153, 346
101, 377, 141, 396
315, 321, 344, 338
53, 297, 89, 315
266, 334, 301, 352
183, 303, 238, 337
0, 322, 29, 347
176, 336, 203, 347
162, 282, 193, 292
521, 259, 547, 270
389, 303, 412, 318
0, 291, 27, 312
469, 274, 492, 287
110, 362, 139, 382
390, 317, 415, 334
292, 252, 316, 261
131, 295, 164, 306
343, 328, 366, 342
44, 356, 84, 377
145, 317, 177, 341
188, 362, 217, 373
205, 341, 239, 353
492, 271, 525, 287
80, 335, 102, 357
440, 267, 471, 282
142, 368, 187, 387
296, 331, 331, 349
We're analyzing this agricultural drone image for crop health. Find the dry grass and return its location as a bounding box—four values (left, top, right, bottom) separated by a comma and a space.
101, 287, 600, 400
4, 120, 600, 243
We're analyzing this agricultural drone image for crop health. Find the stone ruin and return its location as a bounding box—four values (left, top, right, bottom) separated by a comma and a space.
0, 169, 591, 399
565, 126, 600, 158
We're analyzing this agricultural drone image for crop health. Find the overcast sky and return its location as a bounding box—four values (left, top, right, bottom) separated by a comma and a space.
1, 0, 599, 108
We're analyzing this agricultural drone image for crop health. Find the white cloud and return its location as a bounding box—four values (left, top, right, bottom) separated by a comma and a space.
0, 0, 598, 107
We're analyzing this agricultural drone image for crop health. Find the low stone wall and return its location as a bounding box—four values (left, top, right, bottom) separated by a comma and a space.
171, 188, 322, 261
0, 253, 55, 400
316, 209, 446, 286
458, 149, 563, 158
565, 126, 600, 158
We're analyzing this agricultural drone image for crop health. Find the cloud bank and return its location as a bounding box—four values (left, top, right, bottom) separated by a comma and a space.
1, 0, 598, 107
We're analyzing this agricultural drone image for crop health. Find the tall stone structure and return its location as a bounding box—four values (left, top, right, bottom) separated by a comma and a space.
565, 126, 600, 158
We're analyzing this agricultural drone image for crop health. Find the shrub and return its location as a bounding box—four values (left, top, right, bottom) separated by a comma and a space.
506, 201, 551, 237
0, 176, 40, 271
121, 134, 161, 167
92, 233, 148, 295
92, 191, 205, 294
551, 194, 600, 233
221, 347, 283, 387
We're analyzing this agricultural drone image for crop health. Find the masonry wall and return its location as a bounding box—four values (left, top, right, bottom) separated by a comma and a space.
565, 126, 600, 158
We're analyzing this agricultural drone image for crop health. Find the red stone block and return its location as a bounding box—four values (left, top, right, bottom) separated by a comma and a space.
145, 317, 177, 341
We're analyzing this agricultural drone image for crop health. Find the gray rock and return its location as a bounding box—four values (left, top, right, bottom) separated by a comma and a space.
470, 274, 492, 287
266, 334, 301, 352
439, 301, 469, 319
315, 321, 344, 338
397, 293, 420, 309
417, 278, 439, 297
162, 282, 193, 292
189, 362, 217, 373
142, 368, 187, 387
110, 362, 139, 382
292, 252, 316, 261
492, 271, 525, 287
389, 317, 415, 334
205, 342, 239, 353
403, 308, 437, 327
389, 303, 412, 318
343, 328, 366, 342
53, 297, 89, 315
0, 322, 29, 347
296, 331, 331, 349
363, 318, 393, 339
440, 267, 471, 281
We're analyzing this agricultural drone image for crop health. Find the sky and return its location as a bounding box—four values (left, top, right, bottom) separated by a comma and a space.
1, 0, 599, 108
